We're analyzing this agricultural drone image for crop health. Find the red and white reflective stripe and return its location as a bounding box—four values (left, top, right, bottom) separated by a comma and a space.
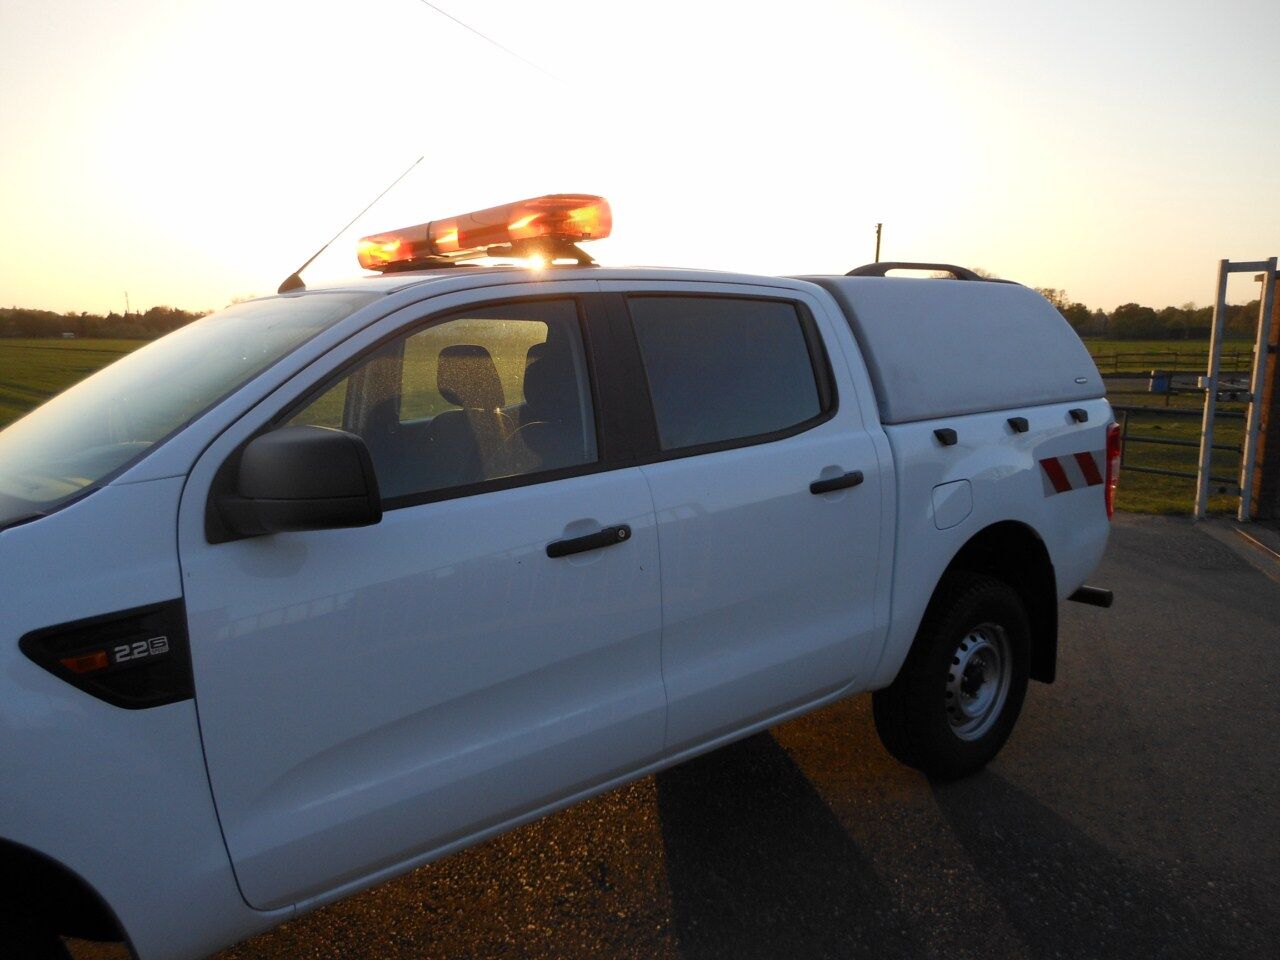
1039, 450, 1105, 496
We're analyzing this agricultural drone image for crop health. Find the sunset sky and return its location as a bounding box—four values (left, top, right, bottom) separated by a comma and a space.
1, 0, 1276, 315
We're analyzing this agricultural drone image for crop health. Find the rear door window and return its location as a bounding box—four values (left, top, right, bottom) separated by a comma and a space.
626, 296, 830, 452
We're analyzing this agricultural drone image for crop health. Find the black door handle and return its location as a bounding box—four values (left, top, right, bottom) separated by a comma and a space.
546, 524, 632, 559
810, 471, 864, 495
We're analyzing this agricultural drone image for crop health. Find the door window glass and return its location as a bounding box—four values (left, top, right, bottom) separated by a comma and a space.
628, 296, 825, 451
288, 299, 597, 501
399, 317, 549, 422
296, 378, 348, 430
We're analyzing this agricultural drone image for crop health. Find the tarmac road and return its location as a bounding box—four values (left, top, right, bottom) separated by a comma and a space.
74, 514, 1280, 960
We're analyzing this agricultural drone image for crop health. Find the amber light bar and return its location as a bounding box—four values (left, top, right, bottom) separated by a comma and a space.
357, 193, 612, 270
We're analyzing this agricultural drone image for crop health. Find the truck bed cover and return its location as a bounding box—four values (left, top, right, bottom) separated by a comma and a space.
802, 276, 1105, 425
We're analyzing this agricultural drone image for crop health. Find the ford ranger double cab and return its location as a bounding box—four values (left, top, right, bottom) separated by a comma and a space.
0, 194, 1117, 959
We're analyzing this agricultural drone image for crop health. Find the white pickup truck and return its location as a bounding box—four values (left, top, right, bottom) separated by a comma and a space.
0, 195, 1117, 959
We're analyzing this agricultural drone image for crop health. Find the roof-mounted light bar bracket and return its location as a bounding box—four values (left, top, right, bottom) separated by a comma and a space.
491, 237, 597, 266
379, 256, 466, 273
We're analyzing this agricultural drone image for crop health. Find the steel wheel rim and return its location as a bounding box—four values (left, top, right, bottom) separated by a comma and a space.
945, 622, 1011, 741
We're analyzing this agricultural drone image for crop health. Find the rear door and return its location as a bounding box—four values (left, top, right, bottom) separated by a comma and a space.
598, 281, 885, 753
177, 285, 666, 909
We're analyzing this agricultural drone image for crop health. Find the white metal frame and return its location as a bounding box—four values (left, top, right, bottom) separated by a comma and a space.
1238, 259, 1278, 520
1194, 257, 1279, 520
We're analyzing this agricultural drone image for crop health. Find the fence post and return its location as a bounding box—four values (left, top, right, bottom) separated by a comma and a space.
1195, 261, 1230, 519
1249, 263, 1280, 520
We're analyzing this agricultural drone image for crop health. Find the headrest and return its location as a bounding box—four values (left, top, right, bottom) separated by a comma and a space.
437, 344, 504, 410
523, 347, 578, 419
525, 342, 549, 368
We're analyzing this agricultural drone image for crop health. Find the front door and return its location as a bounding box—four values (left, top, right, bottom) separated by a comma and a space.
177, 290, 664, 909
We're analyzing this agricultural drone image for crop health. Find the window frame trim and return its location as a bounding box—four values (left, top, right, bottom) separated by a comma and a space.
611, 291, 840, 464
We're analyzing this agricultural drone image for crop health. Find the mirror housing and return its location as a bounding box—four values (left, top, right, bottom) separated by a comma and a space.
219, 425, 382, 537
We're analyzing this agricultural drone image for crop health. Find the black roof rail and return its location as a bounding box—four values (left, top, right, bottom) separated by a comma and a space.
846, 262, 985, 281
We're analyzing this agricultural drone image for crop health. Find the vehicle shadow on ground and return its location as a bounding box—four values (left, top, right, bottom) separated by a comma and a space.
930, 771, 1257, 960
655, 732, 923, 960
656, 731, 1263, 960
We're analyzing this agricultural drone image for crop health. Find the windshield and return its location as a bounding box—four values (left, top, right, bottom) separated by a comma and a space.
0, 292, 379, 530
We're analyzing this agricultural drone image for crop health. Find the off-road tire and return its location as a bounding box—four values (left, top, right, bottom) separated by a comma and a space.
872, 572, 1030, 780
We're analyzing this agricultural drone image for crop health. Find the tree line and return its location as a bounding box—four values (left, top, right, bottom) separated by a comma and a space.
1035, 288, 1262, 340
1, 291, 1265, 343
0, 305, 209, 340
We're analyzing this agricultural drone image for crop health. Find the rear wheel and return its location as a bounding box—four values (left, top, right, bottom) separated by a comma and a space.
873, 572, 1030, 780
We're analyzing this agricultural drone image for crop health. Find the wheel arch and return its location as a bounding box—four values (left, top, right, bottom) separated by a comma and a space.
0, 836, 130, 950
934, 520, 1058, 683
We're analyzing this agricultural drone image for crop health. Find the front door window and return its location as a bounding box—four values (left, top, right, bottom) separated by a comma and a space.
288, 298, 597, 501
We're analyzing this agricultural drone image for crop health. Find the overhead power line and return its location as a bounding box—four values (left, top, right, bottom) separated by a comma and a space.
413, 1, 561, 82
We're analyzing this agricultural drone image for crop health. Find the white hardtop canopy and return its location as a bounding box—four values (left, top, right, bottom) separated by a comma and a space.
801, 275, 1105, 425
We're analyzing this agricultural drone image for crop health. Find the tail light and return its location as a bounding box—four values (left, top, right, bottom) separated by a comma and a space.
1105, 421, 1122, 519
357, 194, 612, 270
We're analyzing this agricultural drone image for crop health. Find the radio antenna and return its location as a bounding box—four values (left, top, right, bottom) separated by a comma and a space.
277, 156, 424, 294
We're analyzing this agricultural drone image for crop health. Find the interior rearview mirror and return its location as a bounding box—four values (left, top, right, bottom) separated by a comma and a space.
218, 425, 382, 537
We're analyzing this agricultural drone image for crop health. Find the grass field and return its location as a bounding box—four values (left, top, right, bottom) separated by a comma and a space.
0, 336, 1257, 515
0, 338, 142, 428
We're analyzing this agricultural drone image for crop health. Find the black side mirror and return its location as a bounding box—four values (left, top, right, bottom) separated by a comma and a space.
218, 425, 382, 537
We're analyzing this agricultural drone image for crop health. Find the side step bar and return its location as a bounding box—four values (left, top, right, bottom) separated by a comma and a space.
1069, 586, 1114, 608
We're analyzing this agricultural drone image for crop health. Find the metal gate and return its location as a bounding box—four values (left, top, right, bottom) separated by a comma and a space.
1195, 258, 1278, 520
1099, 258, 1277, 518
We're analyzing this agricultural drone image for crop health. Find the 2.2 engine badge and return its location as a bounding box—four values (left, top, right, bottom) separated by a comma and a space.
112, 635, 170, 665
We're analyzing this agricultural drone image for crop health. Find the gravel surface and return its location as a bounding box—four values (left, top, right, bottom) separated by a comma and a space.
71, 515, 1280, 959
